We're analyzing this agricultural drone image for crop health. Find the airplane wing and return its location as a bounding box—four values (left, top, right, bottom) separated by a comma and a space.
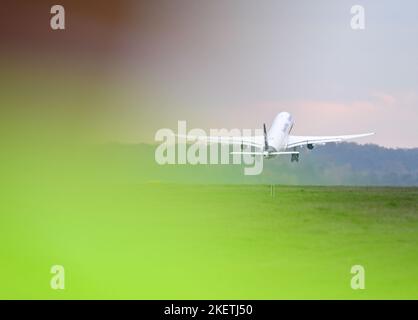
176, 134, 264, 149
230, 151, 299, 155
286, 132, 374, 149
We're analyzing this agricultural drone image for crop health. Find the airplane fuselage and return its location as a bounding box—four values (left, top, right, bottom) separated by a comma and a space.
266, 112, 294, 156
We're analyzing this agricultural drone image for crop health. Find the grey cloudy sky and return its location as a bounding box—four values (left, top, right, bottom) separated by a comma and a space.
111, 0, 418, 148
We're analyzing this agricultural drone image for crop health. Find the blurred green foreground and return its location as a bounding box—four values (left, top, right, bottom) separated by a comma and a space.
1, 153, 418, 299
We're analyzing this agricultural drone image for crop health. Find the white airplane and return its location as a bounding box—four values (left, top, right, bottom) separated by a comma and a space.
180, 112, 374, 162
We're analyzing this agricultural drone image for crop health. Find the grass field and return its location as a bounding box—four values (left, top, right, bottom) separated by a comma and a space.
1, 182, 417, 299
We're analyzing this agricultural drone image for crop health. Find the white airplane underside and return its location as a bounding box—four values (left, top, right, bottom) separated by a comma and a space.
180, 112, 374, 162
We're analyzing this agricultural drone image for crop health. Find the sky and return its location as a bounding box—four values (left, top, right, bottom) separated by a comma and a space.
1, 0, 417, 148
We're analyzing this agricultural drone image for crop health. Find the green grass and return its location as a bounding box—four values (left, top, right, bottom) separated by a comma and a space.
1, 183, 417, 299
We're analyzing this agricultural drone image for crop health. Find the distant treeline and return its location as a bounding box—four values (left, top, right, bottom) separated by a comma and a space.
100, 142, 418, 186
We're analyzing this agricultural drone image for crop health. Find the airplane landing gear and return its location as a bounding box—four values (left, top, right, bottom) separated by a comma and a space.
291, 153, 299, 162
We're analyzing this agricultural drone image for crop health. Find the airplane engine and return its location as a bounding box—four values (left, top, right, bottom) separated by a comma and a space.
307, 143, 314, 150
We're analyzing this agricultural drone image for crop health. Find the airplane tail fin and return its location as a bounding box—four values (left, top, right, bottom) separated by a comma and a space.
263, 123, 268, 150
